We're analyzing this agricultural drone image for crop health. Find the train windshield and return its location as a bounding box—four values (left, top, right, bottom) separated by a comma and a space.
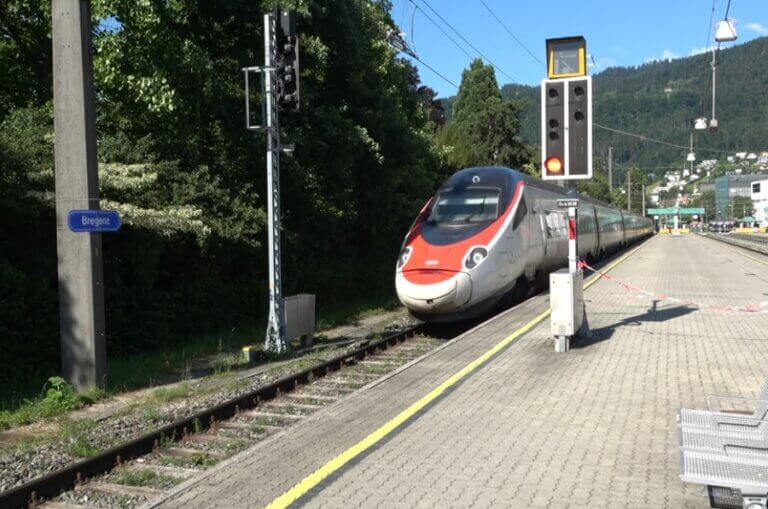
426, 187, 501, 224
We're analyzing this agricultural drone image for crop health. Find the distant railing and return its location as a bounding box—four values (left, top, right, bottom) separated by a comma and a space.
704, 231, 768, 255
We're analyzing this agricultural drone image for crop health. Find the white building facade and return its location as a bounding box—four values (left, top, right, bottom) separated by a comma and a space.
753, 179, 768, 226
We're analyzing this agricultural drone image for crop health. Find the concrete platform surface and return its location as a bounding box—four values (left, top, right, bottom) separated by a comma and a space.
147, 235, 768, 509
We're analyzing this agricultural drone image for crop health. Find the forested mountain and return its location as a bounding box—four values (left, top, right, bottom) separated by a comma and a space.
443, 36, 768, 168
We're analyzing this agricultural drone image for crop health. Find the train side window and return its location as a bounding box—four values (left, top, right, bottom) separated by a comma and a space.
545, 210, 567, 238
512, 197, 527, 229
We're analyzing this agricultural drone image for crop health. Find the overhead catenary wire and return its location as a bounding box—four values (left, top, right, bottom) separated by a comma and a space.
410, 0, 518, 83
409, 53, 460, 89
705, 0, 717, 48
594, 123, 731, 154
409, 2, 418, 55
391, 7, 734, 158
723, 0, 733, 20
477, 0, 545, 68
409, 2, 475, 62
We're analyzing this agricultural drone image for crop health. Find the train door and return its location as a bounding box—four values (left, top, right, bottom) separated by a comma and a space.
619, 210, 627, 246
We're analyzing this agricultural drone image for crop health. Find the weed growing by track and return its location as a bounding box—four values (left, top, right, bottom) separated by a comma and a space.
0, 377, 106, 430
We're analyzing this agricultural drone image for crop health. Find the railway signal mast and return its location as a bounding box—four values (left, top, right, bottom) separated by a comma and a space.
541, 36, 592, 352
243, 10, 300, 353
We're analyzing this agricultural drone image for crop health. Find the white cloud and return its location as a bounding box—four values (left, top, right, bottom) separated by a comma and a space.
661, 49, 677, 61
690, 46, 715, 56
587, 54, 617, 69
595, 57, 617, 68
746, 22, 768, 35
645, 49, 677, 63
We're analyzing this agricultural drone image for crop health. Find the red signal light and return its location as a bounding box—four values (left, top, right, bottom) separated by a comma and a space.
545, 157, 563, 174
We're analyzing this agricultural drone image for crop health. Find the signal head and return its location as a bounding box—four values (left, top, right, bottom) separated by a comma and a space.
545, 157, 564, 175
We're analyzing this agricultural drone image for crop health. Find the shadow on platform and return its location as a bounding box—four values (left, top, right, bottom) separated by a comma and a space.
574, 300, 698, 349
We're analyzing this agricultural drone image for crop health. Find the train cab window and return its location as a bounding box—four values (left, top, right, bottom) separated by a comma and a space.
512, 196, 527, 229
426, 187, 501, 224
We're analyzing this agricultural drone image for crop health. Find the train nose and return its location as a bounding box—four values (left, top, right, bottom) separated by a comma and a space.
395, 270, 472, 313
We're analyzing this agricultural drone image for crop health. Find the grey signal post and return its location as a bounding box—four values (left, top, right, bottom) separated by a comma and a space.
52, 0, 107, 390
243, 13, 294, 353
543, 36, 590, 352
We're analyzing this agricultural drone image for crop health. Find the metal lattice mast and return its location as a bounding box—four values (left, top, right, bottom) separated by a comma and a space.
263, 13, 285, 353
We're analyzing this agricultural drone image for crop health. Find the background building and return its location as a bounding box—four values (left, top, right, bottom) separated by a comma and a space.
714, 173, 768, 219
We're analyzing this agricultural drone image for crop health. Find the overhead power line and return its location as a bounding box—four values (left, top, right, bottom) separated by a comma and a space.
411, 0, 518, 83
723, 0, 733, 20
705, 0, 717, 48
477, 0, 545, 68
594, 123, 730, 154
410, 54, 460, 89
409, 2, 475, 62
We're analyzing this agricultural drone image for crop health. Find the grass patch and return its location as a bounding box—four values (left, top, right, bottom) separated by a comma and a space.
152, 381, 192, 404
155, 452, 218, 469
107, 327, 260, 393
59, 417, 100, 458
0, 377, 106, 431
313, 296, 400, 332
0, 296, 400, 423
112, 467, 181, 489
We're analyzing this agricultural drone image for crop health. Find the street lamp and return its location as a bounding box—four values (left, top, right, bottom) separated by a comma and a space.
695, 19, 737, 135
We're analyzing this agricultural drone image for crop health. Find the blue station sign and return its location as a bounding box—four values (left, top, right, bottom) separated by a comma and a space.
67, 210, 122, 233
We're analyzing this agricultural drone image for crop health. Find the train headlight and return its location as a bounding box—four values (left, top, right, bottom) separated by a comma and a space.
397, 246, 413, 269
464, 247, 488, 270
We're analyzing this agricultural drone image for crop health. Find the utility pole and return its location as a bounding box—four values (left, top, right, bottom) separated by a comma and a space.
52, 0, 107, 391
710, 48, 718, 132
608, 146, 613, 193
642, 184, 646, 217
627, 169, 631, 212
689, 133, 694, 176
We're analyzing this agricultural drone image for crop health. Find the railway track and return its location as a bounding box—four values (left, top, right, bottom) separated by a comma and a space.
0, 326, 453, 509
703, 232, 768, 255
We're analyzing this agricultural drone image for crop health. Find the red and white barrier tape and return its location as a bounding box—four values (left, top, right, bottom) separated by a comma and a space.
578, 260, 768, 313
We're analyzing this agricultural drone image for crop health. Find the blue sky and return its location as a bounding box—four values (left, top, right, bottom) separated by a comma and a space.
390, 0, 768, 96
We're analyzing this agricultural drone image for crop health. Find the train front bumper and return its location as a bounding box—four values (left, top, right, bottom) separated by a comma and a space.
395, 270, 472, 314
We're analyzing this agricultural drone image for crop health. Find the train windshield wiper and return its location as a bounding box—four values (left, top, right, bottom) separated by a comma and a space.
464, 196, 488, 223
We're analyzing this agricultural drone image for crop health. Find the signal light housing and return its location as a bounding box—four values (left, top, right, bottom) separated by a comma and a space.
540, 76, 592, 180
276, 10, 300, 110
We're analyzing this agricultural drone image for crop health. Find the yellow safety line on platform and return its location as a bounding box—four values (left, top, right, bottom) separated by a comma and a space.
266, 242, 648, 509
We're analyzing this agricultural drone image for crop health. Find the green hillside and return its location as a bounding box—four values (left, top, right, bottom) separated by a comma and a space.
443, 36, 768, 168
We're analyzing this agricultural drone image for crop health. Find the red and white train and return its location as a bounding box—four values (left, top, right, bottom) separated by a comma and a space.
395, 166, 653, 322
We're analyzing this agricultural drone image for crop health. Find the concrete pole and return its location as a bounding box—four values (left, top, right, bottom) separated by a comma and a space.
608, 146, 613, 193
642, 184, 646, 217
52, 0, 107, 391
711, 48, 717, 124
627, 170, 632, 212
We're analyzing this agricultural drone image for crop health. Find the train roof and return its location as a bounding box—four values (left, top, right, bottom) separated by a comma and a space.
454, 166, 649, 221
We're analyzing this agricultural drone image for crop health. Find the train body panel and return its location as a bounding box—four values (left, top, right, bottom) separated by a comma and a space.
395, 166, 653, 322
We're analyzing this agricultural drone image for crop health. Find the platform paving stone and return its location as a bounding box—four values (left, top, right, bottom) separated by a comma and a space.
147, 234, 768, 508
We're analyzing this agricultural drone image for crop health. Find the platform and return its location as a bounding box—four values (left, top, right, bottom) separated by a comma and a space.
147, 234, 768, 509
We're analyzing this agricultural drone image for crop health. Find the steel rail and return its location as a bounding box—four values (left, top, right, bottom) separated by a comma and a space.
0, 326, 420, 509
705, 233, 768, 256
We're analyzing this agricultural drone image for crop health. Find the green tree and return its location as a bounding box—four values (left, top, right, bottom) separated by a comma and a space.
578, 163, 612, 203
689, 190, 715, 220
0, 1, 52, 117
732, 195, 754, 219
0, 0, 446, 401
439, 59, 530, 170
